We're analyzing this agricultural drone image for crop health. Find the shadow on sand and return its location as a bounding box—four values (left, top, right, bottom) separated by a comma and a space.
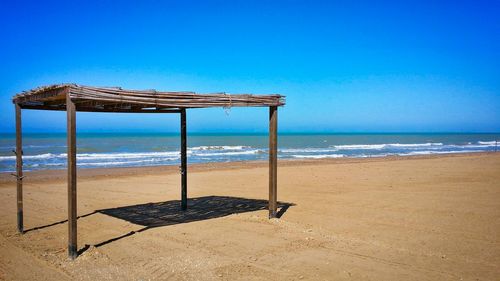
83, 196, 294, 253
23, 211, 97, 234
23, 195, 294, 255
99, 195, 293, 227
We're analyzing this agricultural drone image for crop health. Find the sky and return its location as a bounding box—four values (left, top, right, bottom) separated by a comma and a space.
0, 0, 499, 133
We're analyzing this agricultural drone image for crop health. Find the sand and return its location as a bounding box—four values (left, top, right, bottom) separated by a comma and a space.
0, 153, 499, 280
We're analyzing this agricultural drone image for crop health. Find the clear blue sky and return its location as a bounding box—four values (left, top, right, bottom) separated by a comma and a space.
0, 0, 499, 133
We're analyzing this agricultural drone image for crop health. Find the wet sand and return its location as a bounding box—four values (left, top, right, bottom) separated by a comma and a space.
0, 153, 499, 280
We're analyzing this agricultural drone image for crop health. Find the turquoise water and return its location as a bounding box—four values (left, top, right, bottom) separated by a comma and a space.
0, 133, 499, 172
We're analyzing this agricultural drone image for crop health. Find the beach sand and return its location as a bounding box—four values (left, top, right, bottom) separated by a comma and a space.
0, 153, 499, 280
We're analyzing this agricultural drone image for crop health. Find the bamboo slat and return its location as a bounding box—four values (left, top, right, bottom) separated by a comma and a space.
12, 84, 285, 111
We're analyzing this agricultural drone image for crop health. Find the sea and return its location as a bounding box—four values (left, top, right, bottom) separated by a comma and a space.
0, 133, 499, 172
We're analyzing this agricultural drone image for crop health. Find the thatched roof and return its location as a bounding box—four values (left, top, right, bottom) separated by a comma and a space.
12, 84, 285, 113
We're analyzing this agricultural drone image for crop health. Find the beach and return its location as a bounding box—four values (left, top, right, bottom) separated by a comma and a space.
0, 153, 499, 280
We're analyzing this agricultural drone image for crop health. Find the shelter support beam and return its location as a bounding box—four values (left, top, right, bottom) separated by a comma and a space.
15, 103, 23, 233
269, 106, 278, 218
180, 109, 187, 210
66, 95, 77, 259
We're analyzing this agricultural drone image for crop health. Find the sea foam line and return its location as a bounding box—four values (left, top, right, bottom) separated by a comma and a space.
477, 141, 498, 145
189, 145, 250, 151
400, 150, 481, 156
0, 149, 261, 161
280, 148, 339, 153
78, 158, 179, 166
291, 154, 344, 159
193, 149, 262, 156
0, 141, 497, 163
332, 143, 443, 150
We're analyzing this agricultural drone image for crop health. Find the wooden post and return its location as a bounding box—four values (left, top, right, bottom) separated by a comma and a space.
15, 103, 23, 233
66, 94, 77, 259
269, 106, 278, 218
180, 108, 187, 210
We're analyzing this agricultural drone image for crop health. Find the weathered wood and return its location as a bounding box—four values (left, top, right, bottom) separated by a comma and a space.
15, 103, 23, 233
269, 106, 278, 218
66, 94, 77, 259
12, 84, 68, 104
20, 105, 182, 113
12, 84, 285, 110
180, 109, 187, 210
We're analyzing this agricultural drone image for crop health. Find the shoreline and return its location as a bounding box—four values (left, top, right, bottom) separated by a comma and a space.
1, 151, 496, 185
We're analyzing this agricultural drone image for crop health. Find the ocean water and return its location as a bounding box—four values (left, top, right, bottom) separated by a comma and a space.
0, 133, 499, 172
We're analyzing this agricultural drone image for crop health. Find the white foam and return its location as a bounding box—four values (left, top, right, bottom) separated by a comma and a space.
292, 154, 344, 159
457, 144, 494, 149
0, 149, 260, 163
280, 148, 339, 153
478, 141, 498, 145
333, 143, 443, 150
353, 153, 391, 158
77, 151, 180, 160
193, 149, 261, 156
0, 153, 60, 161
401, 150, 480, 156
333, 144, 386, 150
388, 142, 443, 147
189, 145, 250, 151
1, 151, 182, 162
78, 158, 178, 166
436, 143, 498, 149
0, 156, 15, 160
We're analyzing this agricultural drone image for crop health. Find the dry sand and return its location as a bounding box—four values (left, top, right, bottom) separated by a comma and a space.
0, 153, 499, 280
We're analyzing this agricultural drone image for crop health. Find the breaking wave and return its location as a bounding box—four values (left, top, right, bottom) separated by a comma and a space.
332, 143, 443, 150
0, 140, 497, 171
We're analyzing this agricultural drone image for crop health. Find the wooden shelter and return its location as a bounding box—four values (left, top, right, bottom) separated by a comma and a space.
12, 84, 285, 259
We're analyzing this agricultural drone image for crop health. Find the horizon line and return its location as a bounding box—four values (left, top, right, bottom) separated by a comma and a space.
1, 131, 499, 135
